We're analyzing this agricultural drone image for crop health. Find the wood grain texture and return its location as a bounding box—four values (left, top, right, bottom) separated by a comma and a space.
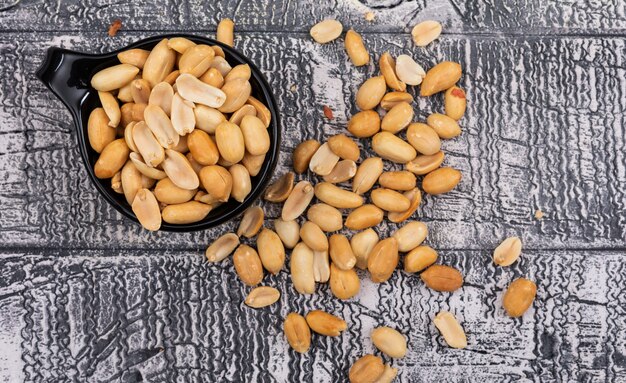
0, 32, 624, 250
0, 249, 624, 382
2, 1, 626, 35
0, 1, 625, 382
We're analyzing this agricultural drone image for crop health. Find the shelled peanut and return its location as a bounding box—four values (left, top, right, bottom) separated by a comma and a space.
87, 25, 275, 231
203, 18, 541, 382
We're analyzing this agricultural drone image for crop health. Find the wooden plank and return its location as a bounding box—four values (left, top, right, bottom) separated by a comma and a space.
1, 31, 624, 250
1, 1, 626, 35
0, 248, 624, 381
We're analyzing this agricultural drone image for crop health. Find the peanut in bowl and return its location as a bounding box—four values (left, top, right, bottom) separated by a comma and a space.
36, 34, 280, 232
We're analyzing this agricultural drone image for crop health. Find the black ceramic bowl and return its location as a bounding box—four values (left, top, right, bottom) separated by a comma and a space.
36, 34, 280, 231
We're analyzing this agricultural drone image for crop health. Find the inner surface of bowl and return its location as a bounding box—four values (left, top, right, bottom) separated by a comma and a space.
78, 35, 280, 231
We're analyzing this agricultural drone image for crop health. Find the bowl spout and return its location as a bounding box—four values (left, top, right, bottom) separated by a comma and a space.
36, 47, 105, 114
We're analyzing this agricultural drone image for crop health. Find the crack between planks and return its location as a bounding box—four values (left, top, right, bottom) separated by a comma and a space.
0, 29, 626, 40
0, 245, 624, 255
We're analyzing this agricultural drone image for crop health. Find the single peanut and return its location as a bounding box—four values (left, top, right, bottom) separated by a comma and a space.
305, 310, 347, 336
421, 264, 463, 292
293, 140, 321, 174
493, 236, 522, 266
329, 234, 357, 270
257, 228, 286, 274
367, 237, 399, 283
371, 327, 407, 358
404, 246, 438, 273
503, 278, 537, 317
330, 263, 360, 300
233, 244, 264, 286
392, 221, 428, 252
307, 203, 343, 232
427, 113, 461, 139
422, 167, 462, 195
445, 85, 467, 120
411, 20, 442, 47
421, 61, 462, 97
245, 286, 280, 308
433, 311, 467, 349
345, 204, 384, 230
348, 110, 381, 138
345, 29, 369, 66
356, 76, 386, 110
349, 355, 384, 383
284, 313, 311, 353
290, 242, 315, 294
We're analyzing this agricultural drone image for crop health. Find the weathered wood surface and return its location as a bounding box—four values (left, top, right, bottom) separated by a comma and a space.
1, 249, 625, 382
1, 32, 624, 250
0, 1, 625, 382
2, 0, 626, 34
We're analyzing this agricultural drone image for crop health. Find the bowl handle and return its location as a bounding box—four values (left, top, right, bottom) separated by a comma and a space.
36, 46, 104, 117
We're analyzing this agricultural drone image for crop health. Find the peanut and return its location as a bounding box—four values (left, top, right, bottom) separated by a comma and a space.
433, 311, 467, 349
348, 110, 381, 138
299, 221, 329, 252
206, 232, 240, 262
245, 286, 280, 308
161, 201, 212, 224
404, 245, 438, 273
290, 242, 315, 294
257, 228, 286, 274
349, 355, 384, 383
307, 203, 343, 232
427, 113, 461, 139
233, 244, 264, 286
411, 20, 442, 47
445, 85, 467, 120
367, 237, 399, 283
345, 29, 370, 67
217, 18, 235, 47
345, 204, 384, 230
422, 167, 462, 195
329, 234, 357, 270
421, 264, 463, 292
305, 310, 347, 336
356, 76, 386, 110
284, 313, 311, 353
371, 327, 407, 358
330, 263, 360, 300
503, 278, 537, 317
493, 236, 522, 266
421, 61, 462, 97
310, 19, 343, 43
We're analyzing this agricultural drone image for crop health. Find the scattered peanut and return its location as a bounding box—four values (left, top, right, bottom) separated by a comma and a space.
345, 29, 370, 66
371, 327, 407, 358
245, 286, 280, 308
349, 355, 384, 383
503, 278, 537, 317
421, 265, 463, 292
433, 311, 467, 349
411, 20, 442, 47
305, 310, 347, 336
284, 313, 311, 353
310, 19, 343, 44
493, 236, 522, 266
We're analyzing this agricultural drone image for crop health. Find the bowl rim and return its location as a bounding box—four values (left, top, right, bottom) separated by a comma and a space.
50, 34, 280, 232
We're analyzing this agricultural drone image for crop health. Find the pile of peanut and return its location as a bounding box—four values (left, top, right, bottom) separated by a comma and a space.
87, 20, 274, 231
75, 14, 538, 380
206, 19, 536, 383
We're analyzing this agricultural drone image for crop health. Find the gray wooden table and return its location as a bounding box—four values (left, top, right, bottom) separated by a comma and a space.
1, 1, 625, 382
